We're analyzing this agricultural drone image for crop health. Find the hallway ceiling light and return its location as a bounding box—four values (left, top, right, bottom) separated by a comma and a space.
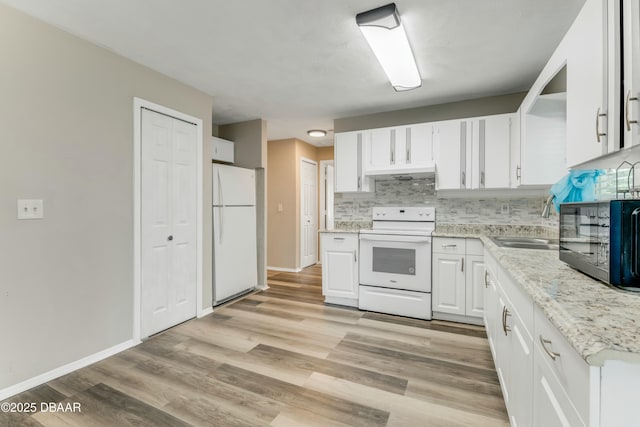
307, 129, 327, 137
356, 3, 421, 92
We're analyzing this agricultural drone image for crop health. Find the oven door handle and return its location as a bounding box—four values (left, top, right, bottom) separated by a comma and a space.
359, 235, 432, 244
632, 208, 640, 277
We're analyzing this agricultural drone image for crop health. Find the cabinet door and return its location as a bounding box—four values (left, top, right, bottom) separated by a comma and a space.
434, 120, 466, 190
566, 0, 609, 167
406, 123, 433, 167
508, 311, 534, 427
495, 295, 511, 407
465, 255, 485, 318
432, 253, 465, 315
510, 109, 522, 188
623, 0, 640, 149
334, 132, 371, 193
322, 249, 358, 300
483, 115, 512, 189
483, 267, 499, 357
533, 346, 585, 427
365, 128, 394, 172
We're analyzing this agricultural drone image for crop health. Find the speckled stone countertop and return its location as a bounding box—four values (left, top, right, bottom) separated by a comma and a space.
433, 223, 558, 239
319, 229, 360, 234
480, 236, 640, 366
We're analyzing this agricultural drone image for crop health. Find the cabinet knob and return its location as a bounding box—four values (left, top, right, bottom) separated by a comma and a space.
167, 235, 173, 241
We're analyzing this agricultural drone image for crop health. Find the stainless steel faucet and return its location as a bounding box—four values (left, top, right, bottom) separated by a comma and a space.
541, 195, 555, 218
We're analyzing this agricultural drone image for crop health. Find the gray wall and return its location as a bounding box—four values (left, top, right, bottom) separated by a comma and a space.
0, 4, 213, 390
334, 92, 526, 132
218, 120, 268, 288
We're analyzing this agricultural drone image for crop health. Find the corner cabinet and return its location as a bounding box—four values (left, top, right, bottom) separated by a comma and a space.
432, 237, 484, 325
334, 131, 372, 193
320, 233, 359, 307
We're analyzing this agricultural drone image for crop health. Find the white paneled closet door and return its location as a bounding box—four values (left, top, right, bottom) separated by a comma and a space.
141, 108, 197, 338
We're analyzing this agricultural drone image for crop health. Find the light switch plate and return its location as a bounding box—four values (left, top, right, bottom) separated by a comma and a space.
17, 199, 44, 219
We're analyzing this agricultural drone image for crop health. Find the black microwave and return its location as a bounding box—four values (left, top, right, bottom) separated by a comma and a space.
559, 200, 640, 291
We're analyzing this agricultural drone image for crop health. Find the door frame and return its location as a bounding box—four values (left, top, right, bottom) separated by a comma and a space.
133, 97, 204, 342
299, 157, 318, 269
318, 160, 334, 232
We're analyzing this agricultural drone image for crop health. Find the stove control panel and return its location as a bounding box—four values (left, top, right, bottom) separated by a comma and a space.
371, 207, 435, 222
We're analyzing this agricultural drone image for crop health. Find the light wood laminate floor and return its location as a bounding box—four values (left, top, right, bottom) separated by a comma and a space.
2, 265, 508, 426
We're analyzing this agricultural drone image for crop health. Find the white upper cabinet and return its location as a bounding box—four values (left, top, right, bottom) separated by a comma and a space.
334, 131, 372, 193
363, 124, 435, 175
434, 119, 468, 190
405, 123, 434, 168
623, 0, 640, 149
470, 114, 512, 189
435, 115, 512, 190
565, 0, 611, 167
365, 128, 394, 172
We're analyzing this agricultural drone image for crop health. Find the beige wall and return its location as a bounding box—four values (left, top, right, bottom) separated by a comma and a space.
334, 92, 526, 132
267, 139, 334, 269
0, 4, 213, 391
267, 140, 297, 269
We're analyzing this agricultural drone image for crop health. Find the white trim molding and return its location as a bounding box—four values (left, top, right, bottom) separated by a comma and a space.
0, 339, 139, 401
133, 97, 204, 342
198, 307, 214, 318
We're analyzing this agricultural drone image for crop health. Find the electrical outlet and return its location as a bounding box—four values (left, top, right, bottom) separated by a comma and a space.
17, 199, 44, 219
501, 203, 510, 214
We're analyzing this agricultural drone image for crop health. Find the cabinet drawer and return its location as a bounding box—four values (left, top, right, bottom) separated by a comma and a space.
534, 306, 591, 422
466, 238, 483, 256
433, 237, 465, 255
320, 233, 358, 252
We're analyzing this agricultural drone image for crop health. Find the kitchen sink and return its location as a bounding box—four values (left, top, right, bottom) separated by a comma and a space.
490, 236, 559, 250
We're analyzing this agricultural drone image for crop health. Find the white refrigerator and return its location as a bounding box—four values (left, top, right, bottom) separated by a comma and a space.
212, 163, 257, 306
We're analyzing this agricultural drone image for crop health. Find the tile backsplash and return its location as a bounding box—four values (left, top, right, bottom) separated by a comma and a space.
334, 177, 558, 227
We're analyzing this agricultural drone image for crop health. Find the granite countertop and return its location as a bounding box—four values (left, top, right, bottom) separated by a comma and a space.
480, 236, 640, 366
319, 229, 360, 234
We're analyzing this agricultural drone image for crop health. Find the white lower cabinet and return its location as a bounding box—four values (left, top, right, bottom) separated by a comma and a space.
484, 250, 534, 427
432, 238, 484, 324
320, 233, 358, 307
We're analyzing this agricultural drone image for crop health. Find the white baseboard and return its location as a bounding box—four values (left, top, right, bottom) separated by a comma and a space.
267, 266, 302, 273
198, 307, 214, 318
0, 339, 139, 401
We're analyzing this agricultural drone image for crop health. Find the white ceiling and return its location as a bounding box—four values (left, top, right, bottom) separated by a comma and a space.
2, 0, 585, 146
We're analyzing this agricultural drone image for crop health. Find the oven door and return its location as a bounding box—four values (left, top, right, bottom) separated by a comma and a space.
359, 234, 431, 292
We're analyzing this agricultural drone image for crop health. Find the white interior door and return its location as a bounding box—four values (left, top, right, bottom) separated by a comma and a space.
300, 159, 318, 268
141, 108, 197, 338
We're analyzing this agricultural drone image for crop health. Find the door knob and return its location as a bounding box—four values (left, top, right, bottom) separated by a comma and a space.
167, 235, 173, 241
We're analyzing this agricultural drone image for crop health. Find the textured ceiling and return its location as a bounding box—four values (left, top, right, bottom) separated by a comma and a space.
1, 0, 585, 146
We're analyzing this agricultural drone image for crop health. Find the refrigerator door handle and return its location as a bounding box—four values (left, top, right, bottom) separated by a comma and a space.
218, 169, 224, 244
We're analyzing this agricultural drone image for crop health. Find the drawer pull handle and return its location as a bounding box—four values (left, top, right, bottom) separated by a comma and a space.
484, 270, 490, 288
502, 307, 511, 336
333, 237, 345, 241
442, 244, 457, 248
539, 336, 560, 360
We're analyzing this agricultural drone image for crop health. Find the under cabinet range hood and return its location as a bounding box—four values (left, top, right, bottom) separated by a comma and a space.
364, 161, 436, 179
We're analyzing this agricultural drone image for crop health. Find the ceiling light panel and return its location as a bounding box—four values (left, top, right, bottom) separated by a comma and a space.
356, 3, 421, 92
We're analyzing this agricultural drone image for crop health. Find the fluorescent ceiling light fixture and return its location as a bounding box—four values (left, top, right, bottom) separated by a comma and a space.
307, 129, 327, 137
356, 3, 421, 92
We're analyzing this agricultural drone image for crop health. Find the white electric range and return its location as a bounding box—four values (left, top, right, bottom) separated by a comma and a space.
358, 207, 435, 320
